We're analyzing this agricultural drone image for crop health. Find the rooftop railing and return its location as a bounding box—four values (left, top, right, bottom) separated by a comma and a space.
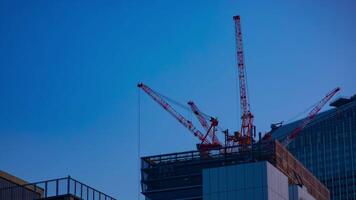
141, 140, 275, 168
0, 176, 117, 200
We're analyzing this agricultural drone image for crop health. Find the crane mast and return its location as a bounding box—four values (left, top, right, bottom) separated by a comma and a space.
233, 15, 254, 144
282, 87, 340, 147
138, 83, 209, 144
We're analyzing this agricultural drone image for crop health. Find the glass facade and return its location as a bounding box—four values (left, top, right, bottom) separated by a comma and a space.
203, 161, 289, 200
273, 98, 356, 200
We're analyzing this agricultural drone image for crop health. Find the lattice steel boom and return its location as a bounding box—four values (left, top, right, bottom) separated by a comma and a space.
282, 87, 341, 147
138, 83, 209, 144
188, 101, 221, 145
233, 15, 254, 143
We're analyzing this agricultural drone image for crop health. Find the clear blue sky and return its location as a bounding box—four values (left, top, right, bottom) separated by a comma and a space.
0, 0, 355, 199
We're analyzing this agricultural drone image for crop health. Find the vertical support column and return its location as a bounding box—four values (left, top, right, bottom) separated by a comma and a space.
45, 181, 48, 197
74, 180, 77, 196
56, 179, 59, 196
80, 184, 83, 199
10, 187, 13, 200
67, 176, 71, 195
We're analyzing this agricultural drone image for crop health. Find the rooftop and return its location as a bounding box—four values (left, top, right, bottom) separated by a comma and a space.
141, 140, 329, 200
0, 175, 116, 200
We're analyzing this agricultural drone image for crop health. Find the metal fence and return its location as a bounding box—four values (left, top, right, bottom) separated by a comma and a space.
0, 176, 116, 200
141, 140, 275, 168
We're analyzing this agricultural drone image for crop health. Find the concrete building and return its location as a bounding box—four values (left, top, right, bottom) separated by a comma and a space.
272, 95, 356, 200
203, 161, 319, 200
289, 185, 315, 200
141, 141, 329, 200
203, 161, 289, 200
0, 170, 43, 200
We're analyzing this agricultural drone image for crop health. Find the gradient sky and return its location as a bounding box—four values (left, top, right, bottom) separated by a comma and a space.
0, 0, 355, 199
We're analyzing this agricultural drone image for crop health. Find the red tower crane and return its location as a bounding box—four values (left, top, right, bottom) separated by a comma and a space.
138, 83, 222, 150
281, 87, 340, 147
232, 15, 255, 145
138, 83, 208, 144
188, 101, 221, 145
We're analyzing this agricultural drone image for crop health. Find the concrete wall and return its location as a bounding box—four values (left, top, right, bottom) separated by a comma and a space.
289, 185, 316, 200
203, 161, 289, 200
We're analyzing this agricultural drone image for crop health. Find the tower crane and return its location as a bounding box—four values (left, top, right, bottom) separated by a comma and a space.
281, 87, 340, 147
230, 15, 255, 145
188, 101, 221, 145
138, 83, 222, 150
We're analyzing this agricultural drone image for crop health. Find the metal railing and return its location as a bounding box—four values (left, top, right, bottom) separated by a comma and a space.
141, 140, 275, 168
0, 176, 117, 200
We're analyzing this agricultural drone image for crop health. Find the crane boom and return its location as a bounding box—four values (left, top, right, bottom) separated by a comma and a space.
138, 83, 209, 144
188, 101, 221, 145
282, 87, 341, 147
233, 15, 254, 142
188, 101, 210, 131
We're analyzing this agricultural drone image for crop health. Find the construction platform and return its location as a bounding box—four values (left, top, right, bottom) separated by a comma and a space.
141, 140, 329, 200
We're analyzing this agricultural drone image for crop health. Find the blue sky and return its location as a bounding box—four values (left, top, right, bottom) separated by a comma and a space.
0, 0, 355, 199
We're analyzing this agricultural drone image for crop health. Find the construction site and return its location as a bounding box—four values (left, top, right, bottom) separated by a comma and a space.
137, 15, 355, 200
1, 1, 355, 200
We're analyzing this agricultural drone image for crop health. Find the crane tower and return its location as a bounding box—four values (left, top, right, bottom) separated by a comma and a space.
233, 15, 255, 144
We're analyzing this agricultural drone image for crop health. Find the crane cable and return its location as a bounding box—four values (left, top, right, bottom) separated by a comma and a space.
139, 85, 227, 141
285, 100, 319, 124
149, 87, 216, 121
154, 89, 228, 133
137, 88, 141, 200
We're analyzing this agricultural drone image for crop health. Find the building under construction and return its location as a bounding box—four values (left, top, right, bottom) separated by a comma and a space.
137, 14, 341, 200
141, 140, 329, 200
